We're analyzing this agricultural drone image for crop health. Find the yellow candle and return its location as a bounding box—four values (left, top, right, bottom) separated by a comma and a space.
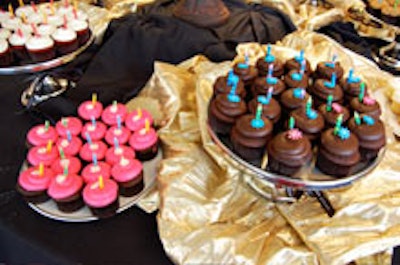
99, 175, 104, 189
50, 0, 55, 15
38, 163, 44, 176
46, 140, 53, 153
21, 12, 27, 23
18, 0, 24, 7
73, 0, 78, 11
145, 119, 150, 132
137, 108, 142, 118
8, 4, 14, 18
41, 7, 48, 24
92, 93, 97, 106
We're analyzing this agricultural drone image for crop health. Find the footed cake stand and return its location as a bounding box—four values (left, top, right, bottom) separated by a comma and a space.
207, 124, 385, 217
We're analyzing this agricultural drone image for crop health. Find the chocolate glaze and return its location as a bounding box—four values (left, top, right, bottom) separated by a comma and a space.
213, 75, 246, 98
315, 61, 344, 80
318, 103, 350, 128
231, 114, 273, 148
309, 79, 344, 107
248, 97, 281, 124
348, 116, 386, 150
251, 76, 286, 98
284, 58, 312, 74
280, 88, 310, 114
340, 78, 368, 103
290, 108, 325, 141
256, 57, 284, 77
233, 63, 258, 86
267, 131, 312, 167
350, 97, 381, 119
284, 69, 310, 89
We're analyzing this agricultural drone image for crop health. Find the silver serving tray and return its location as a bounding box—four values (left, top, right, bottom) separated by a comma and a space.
207, 124, 384, 190
0, 34, 94, 75
27, 150, 162, 222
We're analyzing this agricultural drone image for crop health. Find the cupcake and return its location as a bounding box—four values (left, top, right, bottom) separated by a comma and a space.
56, 117, 83, 137
15, 5, 34, 18
51, 155, 82, 175
17, 164, 53, 203
105, 145, 136, 165
25, 35, 56, 62
213, 70, 246, 98
248, 93, 281, 125
318, 101, 350, 128
280, 88, 310, 117
52, 25, 79, 55
309, 74, 343, 107
111, 157, 144, 196
47, 172, 84, 212
267, 127, 312, 177
0, 39, 13, 66
340, 69, 367, 103
2, 16, 22, 31
81, 161, 112, 184
251, 75, 286, 99
350, 94, 381, 119
8, 29, 29, 62
37, 23, 56, 37
0, 28, 11, 40
316, 127, 360, 177
66, 10, 89, 22
27, 143, 59, 166
56, 135, 82, 157
83, 177, 119, 218
81, 119, 107, 141
230, 108, 273, 162
77, 95, 103, 120
47, 14, 64, 28
101, 101, 128, 126
79, 140, 108, 162
27, 121, 58, 147
348, 113, 386, 161
129, 123, 159, 161
125, 108, 153, 132
284, 50, 312, 75
284, 69, 310, 89
68, 18, 91, 45
105, 125, 131, 146
314, 56, 344, 80
256, 45, 284, 77
208, 93, 247, 134
232, 59, 258, 87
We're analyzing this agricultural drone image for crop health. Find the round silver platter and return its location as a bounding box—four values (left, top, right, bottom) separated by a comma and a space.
0, 34, 94, 75
27, 150, 162, 222
207, 124, 385, 191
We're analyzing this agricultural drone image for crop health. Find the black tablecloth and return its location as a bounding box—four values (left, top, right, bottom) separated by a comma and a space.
0, 1, 295, 264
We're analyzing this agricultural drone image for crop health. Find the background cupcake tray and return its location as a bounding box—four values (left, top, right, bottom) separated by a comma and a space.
23, 149, 162, 222
0, 34, 94, 75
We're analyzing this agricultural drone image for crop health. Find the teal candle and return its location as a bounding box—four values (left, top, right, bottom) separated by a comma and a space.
326, 94, 333, 112
354, 111, 361, 125
44, 120, 50, 131
334, 114, 344, 135
288, 116, 295, 130
359, 82, 365, 102
250, 104, 265, 129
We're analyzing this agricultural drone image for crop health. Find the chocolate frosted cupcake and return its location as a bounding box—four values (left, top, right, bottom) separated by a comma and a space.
284, 69, 310, 89
309, 74, 343, 107
251, 75, 286, 99
256, 45, 284, 77
248, 92, 281, 124
348, 113, 386, 161
230, 106, 273, 162
208, 93, 247, 135
316, 127, 360, 177
314, 56, 344, 80
267, 122, 312, 177
284, 50, 312, 75
233, 59, 258, 87
213, 70, 246, 98
350, 92, 381, 119
280, 88, 310, 117
289, 100, 325, 142
340, 69, 368, 103
318, 98, 350, 128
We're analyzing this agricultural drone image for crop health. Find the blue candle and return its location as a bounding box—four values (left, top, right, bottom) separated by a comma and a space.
91, 116, 96, 127
66, 130, 72, 142
92, 153, 98, 166
117, 115, 121, 129
85, 132, 92, 145
113, 136, 119, 149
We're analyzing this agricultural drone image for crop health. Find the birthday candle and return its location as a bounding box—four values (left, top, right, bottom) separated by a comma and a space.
267, 64, 274, 78
66, 130, 72, 142
62, 117, 68, 127
266, 87, 273, 102
300, 59, 306, 75
31, 1, 37, 13
59, 148, 65, 159
63, 166, 68, 176
8, 4, 14, 18
44, 120, 50, 132
296, 50, 304, 63
255, 104, 262, 120
306, 97, 312, 114
348, 69, 354, 81
50, 0, 55, 15
359, 83, 365, 102
21, 12, 27, 23
117, 115, 121, 129
92, 93, 97, 106
326, 94, 333, 112
288, 116, 295, 130
98, 175, 104, 189
85, 132, 92, 145
331, 73, 336, 86
92, 153, 98, 166
137, 108, 142, 118
46, 140, 53, 153
18, 0, 24, 7
334, 114, 344, 135
38, 163, 44, 176
91, 116, 96, 127
113, 136, 119, 149
145, 119, 150, 132
354, 111, 361, 125
41, 7, 48, 24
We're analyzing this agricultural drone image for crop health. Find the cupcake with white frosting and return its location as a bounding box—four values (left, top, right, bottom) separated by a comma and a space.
0, 28, 11, 40
0, 39, 13, 66
47, 14, 64, 27
26, 35, 55, 62
37, 23, 56, 37
2, 16, 22, 31
15, 5, 34, 18
9, 29, 30, 62
69, 19, 90, 44
52, 26, 78, 55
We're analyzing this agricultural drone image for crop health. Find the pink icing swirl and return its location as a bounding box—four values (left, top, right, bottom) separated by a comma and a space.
56, 136, 82, 156
125, 109, 153, 132
27, 146, 59, 166
77, 101, 103, 120
111, 158, 143, 183
106, 146, 135, 165
287, 129, 303, 140
79, 141, 108, 162
47, 174, 83, 200
129, 128, 158, 151
55, 117, 83, 136
81, 162, 112, 183
51, 156, 82, 174
83, 178, 118, 208
81, 121, 107, 141
18, 166, 53, 192
105, 126, 131, 145
363, 96, 376, 106
27, 124, 58, 146
101, 103, 128, 126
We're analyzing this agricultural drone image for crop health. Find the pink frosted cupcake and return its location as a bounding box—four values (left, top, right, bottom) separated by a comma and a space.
81, 119, 107, 141
17, 164, 53, 203
105, 144, 135, 165
79, 140, 107, 162
27, 121, 58, 147
9, 29, 29, 62
105, 125, 130, 146
51, 155, 82, 175
0, 39, 13, 66
125, 108, 153, 132
27, 143, 58, 166
56, 117, 82, 137
101, 101, 128, 126
51, 25, 78, 55
56, 134, 82, 156
111, 157, 144, 196
47, 172, 84, 212
25, 34, 55, 62
129, 124, 159, 161
81, 161, 112, 184
77, 95, 103, 120
83, 177, 119, 218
